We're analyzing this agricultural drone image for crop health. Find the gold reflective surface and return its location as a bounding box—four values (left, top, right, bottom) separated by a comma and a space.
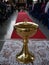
14, 22, 38, 64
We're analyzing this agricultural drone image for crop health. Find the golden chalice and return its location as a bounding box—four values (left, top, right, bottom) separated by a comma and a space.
14, 22, 38, 64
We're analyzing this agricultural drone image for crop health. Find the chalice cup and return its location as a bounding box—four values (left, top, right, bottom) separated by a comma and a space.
14, 22, 38, 64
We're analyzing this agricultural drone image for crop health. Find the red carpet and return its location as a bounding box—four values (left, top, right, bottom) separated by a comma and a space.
11, 11, 46, 39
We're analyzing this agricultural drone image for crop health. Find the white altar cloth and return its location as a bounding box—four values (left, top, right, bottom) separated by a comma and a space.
0, 39, 49, 65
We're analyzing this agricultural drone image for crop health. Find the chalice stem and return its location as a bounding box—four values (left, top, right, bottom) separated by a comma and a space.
16, 38, 35, 63
22, 38, 29, 53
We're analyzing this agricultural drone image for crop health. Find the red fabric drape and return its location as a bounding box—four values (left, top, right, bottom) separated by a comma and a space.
11, 11, 47, 39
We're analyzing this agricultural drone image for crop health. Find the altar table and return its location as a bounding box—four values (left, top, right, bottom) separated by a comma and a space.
0, 39, 49, 65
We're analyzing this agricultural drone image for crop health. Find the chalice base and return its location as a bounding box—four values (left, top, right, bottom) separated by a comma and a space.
16, 51, 35, 64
